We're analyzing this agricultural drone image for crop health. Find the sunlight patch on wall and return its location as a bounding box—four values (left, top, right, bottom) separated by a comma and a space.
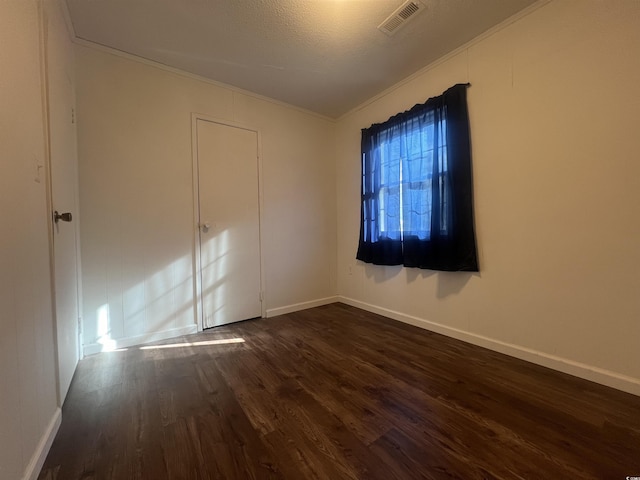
201, 228, 230, 328
96, 303, 117, 352
88, 251, 195, 354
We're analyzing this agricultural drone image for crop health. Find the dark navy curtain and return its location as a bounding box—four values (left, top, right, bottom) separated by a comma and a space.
356, 83, 478, 272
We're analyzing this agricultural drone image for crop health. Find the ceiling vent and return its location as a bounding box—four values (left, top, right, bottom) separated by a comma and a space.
378, 0, 426, 36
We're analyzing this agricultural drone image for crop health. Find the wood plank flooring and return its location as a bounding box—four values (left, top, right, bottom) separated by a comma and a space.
38, 303, 640, 479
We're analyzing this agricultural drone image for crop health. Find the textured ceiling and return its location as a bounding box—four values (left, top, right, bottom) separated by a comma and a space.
65, 0, 537, 118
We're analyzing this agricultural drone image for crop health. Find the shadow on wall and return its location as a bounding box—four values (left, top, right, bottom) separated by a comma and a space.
364, 263, 402, 283
363, 262, 478, 299
406, 267, 478, 299
436, 271, 477, 299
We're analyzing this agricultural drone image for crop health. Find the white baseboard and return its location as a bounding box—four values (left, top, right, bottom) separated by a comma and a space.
83, 324, 198, 356
338, 296, 640, 397
266, 296, 339, 318
23, 407, 61, 480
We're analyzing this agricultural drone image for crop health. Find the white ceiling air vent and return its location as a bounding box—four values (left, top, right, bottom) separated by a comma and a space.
378, 0, 426, 36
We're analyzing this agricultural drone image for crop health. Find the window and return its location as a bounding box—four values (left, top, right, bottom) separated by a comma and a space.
356, 83, 478, 271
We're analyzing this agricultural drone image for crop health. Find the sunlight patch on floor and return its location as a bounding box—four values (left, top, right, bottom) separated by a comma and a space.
139, 337, 245, 350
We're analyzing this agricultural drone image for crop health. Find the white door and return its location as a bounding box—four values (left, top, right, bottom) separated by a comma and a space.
45, 8, 81, 404
196, 119, 262, 328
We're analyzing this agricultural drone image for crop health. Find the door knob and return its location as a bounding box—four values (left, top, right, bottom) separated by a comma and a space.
54, 211, 72, 223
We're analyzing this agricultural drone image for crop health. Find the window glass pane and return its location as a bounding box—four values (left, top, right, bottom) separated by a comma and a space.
373, 111, 448, 241
379, 186, 401, 240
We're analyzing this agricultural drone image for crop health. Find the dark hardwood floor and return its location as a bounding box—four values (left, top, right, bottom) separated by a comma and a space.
39, 303, 640, 480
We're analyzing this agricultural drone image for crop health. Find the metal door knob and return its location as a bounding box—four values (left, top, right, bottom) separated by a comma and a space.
54, 211, 72, 223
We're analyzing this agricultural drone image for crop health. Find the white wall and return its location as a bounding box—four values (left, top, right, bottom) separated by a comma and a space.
0, 1, 70, 478
336, 0, 640, 394
75, 46, 337, 354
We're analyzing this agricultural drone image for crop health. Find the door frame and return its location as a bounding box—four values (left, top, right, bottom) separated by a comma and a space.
191, 113, 266, 331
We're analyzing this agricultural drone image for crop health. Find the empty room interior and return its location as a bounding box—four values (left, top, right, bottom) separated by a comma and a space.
2, 0, 640, 478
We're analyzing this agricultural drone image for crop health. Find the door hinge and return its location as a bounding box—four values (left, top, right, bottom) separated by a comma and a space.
259, 291, 264, 302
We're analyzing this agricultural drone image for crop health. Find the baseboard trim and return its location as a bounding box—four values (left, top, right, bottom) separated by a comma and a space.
23, 407, 61, 480
83, 324, 198, 356
266, 296, 339, 318
338, 296, 640, 397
